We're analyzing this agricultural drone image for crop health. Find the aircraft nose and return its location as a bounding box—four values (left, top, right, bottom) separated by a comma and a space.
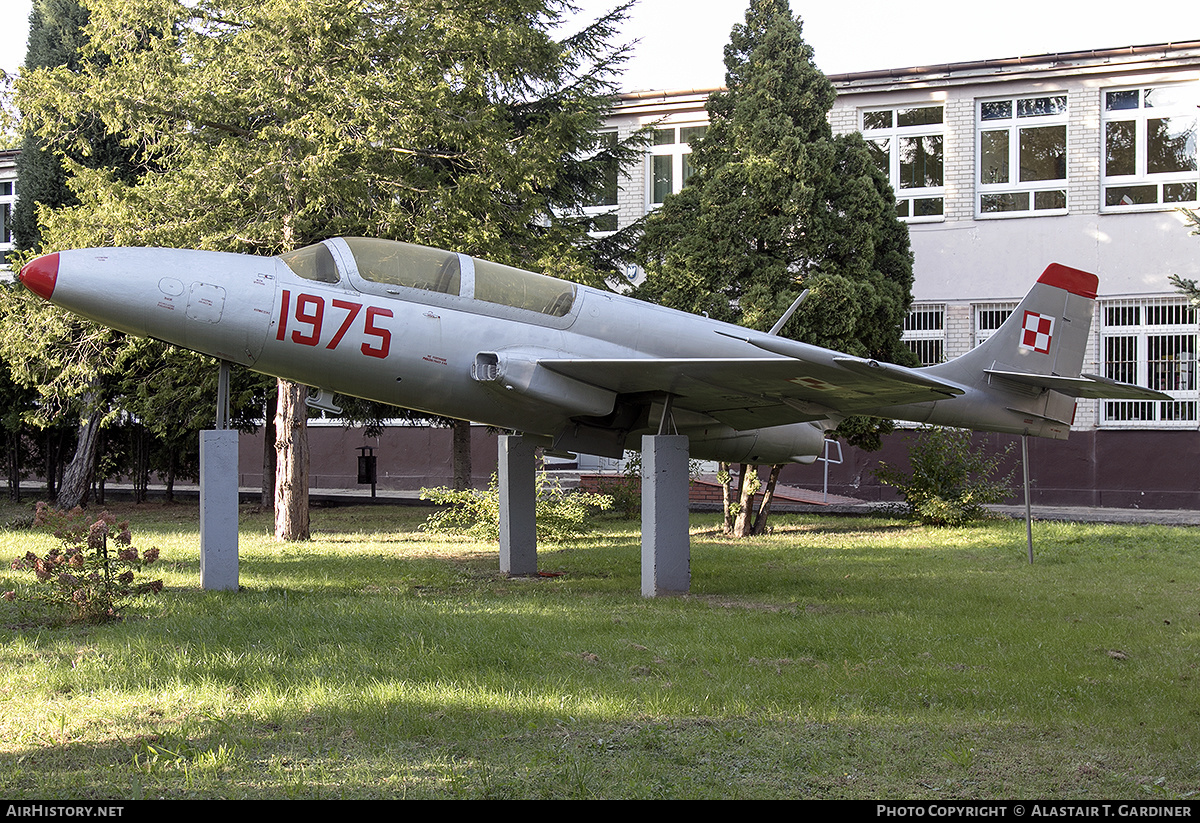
19, 253, 60, 300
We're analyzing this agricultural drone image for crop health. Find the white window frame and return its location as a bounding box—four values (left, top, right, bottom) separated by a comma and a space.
976, 94, 1069, 218
646, 122, 707, 208
1099, 297, 1199, 429
862, 105, 945, 223
0, 175, 15, 271
1101, 83, 1199, 213
582, 130, 620, 236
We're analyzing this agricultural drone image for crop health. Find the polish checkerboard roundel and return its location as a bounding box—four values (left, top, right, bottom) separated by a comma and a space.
1020, 310, 1054, 354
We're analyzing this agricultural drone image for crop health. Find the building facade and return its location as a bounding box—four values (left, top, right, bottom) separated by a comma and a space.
602, 43, 1200, 507
2, 45, 1197, 506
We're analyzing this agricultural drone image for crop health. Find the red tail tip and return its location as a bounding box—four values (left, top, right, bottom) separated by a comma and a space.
1038, 263, 1098, 299
19, 253, 59, 300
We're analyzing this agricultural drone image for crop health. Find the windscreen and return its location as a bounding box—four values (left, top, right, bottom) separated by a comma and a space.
344, 237, 461, 295
279, 242, 339, 283
473, 258, 576, 317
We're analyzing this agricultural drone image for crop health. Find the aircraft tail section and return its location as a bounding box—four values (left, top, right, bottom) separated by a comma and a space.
928, 263, 1096, 386
912, 264, 1169, 439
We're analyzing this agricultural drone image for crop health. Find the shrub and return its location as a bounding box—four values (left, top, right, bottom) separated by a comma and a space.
420, 473, 613, 543
5, 503, 163, 624
586, 452, 644, 520
875, 427, 1014, 526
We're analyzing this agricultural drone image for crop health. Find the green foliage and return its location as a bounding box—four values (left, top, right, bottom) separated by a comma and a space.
603, 453, 644, 520
12, 0, 141, 253
6, 0, 641, 506
585, 451, 707, 520
5, 502, 162, 623
420, 472, 613, 543
875, 426, 1014, 526
634, 0, 913, 451
17, 0, 639, 272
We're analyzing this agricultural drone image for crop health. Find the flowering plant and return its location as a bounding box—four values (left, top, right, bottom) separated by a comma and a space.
5, 503, 163, 624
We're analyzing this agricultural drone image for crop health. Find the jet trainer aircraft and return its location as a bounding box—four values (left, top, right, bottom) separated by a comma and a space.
17, 238, 1170, 463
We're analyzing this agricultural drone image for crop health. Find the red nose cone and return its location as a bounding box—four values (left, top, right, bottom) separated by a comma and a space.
19, 253, 59, 300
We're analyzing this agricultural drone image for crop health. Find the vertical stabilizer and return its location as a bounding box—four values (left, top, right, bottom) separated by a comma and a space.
927, 263, 1098, 388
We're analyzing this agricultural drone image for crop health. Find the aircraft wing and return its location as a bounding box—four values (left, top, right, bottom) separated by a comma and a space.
539, 355, 965, 429
984, 369, 1173, 401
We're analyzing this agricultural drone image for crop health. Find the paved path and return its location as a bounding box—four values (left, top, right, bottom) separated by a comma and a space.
766, 499, 1200, 526
34, 483, 1200, 527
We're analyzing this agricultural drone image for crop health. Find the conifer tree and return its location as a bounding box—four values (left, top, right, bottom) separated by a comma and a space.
6, 0, 142, 509
636, 0, 915, 535
13, 0, 637, 536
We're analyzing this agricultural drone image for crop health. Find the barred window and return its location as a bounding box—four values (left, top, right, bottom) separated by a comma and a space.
1101, 297, 1198, 427
902, 305, 945, 365
974, 303, 1017, 348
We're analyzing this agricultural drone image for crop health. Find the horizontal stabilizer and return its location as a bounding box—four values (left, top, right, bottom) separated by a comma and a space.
984, 369, 1173, 401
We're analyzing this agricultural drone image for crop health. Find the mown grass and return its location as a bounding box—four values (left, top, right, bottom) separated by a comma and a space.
1, 500, 1197, 799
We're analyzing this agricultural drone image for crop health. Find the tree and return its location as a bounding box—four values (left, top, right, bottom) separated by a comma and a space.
15, 0, 639, 537
1169, 209, 1200, 304
2, 0, 145, 510
636, 0, 915, 536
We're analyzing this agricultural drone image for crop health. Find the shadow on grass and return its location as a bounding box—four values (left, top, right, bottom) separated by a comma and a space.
4, 504, 1199, 798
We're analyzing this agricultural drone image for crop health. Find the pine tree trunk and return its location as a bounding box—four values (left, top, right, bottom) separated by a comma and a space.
132, 425, 149, 503
165, 450, 177, 503
452, 419, 472, 490
750, 464, 782, 535
274, 378, 309, 541
720, 462, 737, 534
8, 430, 21, 502
731, 463, 759, 537
57, 404, 104, 510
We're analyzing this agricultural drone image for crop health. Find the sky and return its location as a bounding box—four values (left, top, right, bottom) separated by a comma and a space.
0, 0, 1194, 90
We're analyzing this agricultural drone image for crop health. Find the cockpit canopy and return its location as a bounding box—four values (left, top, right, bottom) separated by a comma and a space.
279, 238, 577, 318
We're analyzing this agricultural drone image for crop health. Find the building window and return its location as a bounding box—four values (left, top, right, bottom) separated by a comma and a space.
902, 304, 945, 365
1102, 84, 1198, 211
863, 105, 944, 221
977, 95, 1068, 216
583, 131, 619, 234
648, 124, 706, 206
1100, 298, 1198, 427
0, 179, 15, 268
974, 303, 1017, 347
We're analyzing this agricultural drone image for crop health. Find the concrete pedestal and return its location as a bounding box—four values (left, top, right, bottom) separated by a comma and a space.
498, 434, 538, 576
199, 429, 239, 591
641, 434, 691, 596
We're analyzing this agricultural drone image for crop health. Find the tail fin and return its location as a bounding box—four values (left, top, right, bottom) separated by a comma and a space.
920, 264, 1169, 439
929, 264, 1096, 385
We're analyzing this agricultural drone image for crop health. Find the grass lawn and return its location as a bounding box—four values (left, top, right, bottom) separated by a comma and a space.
1, 500, 1197, 799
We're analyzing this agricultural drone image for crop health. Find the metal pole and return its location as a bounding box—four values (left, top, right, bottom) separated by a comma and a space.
1023, 434, 1033, 565
822, 439, 830, 503
216, 360, 231, 430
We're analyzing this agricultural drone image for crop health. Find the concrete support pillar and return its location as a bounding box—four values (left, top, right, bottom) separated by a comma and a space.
641, 434, 690, 597
199, 429, 239, 591
498, 434, 538, 576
